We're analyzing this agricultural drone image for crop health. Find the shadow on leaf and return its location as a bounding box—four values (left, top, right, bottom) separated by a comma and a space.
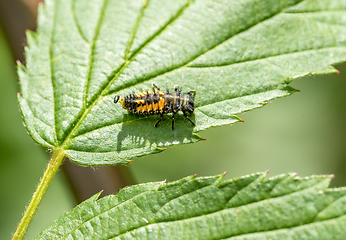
116, 112, 198, 152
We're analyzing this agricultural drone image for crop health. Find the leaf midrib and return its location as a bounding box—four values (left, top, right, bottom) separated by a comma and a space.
59, 0, 304, 148
50, 0, 59, 144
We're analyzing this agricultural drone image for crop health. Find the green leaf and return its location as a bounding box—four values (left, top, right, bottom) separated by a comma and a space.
35, 172, 346, 239
18, 0, 346, 165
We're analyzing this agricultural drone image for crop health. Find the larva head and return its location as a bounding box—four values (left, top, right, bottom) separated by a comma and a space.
114, 96, 126, 108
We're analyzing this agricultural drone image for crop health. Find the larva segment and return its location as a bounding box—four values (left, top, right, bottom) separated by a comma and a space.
158, 98, 165, 111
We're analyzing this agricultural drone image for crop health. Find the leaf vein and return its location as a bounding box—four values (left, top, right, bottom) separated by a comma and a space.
71, 0, 88, 43
124, 0, 151, 61
127, 0, 195, 60
83, 0, 109, 109
185, 46, 346, 69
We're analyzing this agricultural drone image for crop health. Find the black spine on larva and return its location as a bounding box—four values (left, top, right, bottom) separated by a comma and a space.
173, 88, 182, 113
148, 92, 154, 114
131, 94, 139, 113
164, 90, 173, 113
125, 95, 131, 111
184, 92, 195, 113
153, 92, 159, 104
152, 92, 160, 114
124, 94, 133, 112
145, 92, 151, 103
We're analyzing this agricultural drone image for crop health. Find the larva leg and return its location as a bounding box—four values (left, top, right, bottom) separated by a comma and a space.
171, 112, 176, 130
155, 113, 164, 128
183, 111, 195, 126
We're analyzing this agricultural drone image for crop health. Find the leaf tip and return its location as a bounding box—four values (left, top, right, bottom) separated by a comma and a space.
222, 171, 227, 176
155, 147, 167, 152
192, 133, 206, 141
265, 169, 270, 174
295, 89, 301, 92
329, 174, 335, 179
16, 60, 21, 65
336, 69, 340, 74
192, 174, 197, 178
128, 160, 134, 163
240, 119, 245, 122
261, 102, 268, 105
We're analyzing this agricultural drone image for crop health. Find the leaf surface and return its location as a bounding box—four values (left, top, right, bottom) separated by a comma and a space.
18, 0, 346, 165
35, 172, 346, 239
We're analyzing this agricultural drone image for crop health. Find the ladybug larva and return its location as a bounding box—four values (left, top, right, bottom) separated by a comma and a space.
114, 84, 196, 130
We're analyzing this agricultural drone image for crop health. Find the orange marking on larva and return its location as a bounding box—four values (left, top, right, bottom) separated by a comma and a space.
153, 103, 159, 111
147, 103, 153, 111
135, 100, 144, 105
159, 98, 165, 110
158, 91, 164, 96
137, 105, 144, 112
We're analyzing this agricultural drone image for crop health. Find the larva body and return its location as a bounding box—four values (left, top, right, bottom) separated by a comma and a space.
114, 84, 195, 130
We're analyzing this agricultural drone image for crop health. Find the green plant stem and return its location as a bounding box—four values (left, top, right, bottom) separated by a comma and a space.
12, 148, 65, 240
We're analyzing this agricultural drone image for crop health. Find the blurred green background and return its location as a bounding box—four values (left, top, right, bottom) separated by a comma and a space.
1, 2, 346, 240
